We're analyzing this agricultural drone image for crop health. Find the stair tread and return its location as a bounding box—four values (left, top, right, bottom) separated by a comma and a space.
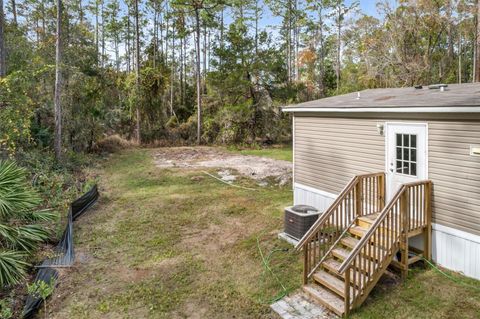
332, 247, 351, 260
322, 258, 343, 274
341, 236, 359, 248
322, 258, 372, 283
349, 225, 368, 237
313, 270, 346, 297
359, 213, 380, 222
303, 283, 345, 316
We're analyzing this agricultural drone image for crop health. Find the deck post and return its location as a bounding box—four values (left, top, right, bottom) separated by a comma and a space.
424, 182, 432, 262
355, 178, 362, 217
400, 190, 409, 280
379, 174, 386, 210
303, 244, 309, 285
344, 267, 350, 316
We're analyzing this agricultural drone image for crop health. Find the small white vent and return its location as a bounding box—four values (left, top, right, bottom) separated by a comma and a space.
470, 145, 480, 157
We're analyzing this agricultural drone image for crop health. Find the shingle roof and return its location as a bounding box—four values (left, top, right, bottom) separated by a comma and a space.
283, 83, 480, 112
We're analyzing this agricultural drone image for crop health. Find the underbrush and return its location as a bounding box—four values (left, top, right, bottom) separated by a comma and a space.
0, 148, 98, 318
94, 135, 136, 154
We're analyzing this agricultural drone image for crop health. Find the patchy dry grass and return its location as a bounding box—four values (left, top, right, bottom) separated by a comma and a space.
226, 146, 293, 162
49, 148, 299, 318
352, 266, 480, 319
48, 148, 480, 319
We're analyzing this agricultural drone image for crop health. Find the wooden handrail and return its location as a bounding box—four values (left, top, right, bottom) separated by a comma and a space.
294, 175, 359, 251
295, 172, 385, 251
295, 172, 385, 285
337, 184, 406, 274
307, 219, 357, 278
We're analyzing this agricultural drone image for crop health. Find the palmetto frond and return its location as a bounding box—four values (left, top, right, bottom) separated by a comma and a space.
17, 209, 57, 223
0, 161, 41, 219
0, 161, 54, 287
0, 250, 29, 287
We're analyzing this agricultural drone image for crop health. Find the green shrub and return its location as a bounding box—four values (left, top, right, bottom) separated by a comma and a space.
0, 161, 56, 287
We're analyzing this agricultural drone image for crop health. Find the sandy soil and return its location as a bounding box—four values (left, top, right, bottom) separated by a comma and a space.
153, 147, 292, 186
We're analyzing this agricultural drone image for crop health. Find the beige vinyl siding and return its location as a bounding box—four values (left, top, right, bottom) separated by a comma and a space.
294, 116, 480, 236
429, 121, 480, 236
294, 117, 384, 194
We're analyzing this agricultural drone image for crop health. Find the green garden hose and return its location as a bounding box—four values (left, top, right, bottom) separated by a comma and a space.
256, 237, 291, 303
412, 252, 480, 292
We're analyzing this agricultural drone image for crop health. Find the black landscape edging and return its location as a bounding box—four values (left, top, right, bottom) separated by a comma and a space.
22, 185, 99, 319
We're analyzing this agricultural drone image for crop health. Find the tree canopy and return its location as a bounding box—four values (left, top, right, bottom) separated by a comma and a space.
0, 0, 479, 154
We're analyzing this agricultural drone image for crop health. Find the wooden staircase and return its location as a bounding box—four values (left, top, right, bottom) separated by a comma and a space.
295, 173, 432, 317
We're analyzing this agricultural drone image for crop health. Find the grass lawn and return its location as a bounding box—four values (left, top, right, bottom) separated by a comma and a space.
49, 148, 480, 318
226, 145, 293, 162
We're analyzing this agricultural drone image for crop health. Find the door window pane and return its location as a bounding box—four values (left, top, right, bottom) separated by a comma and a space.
396, 134, 402, 147
395, 133, 417, 176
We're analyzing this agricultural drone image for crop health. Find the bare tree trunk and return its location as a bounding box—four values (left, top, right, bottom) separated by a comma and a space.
134, 0, 141, 143
95, 0, 99, 66
287, 0, 292, 82
170, 23, 175, 116
336, 7, 341, 92
446, 0, 453, 60
183, 32, 187, 104
115, 36, 119, 71
317, 6, 325, 97
126, 4, 131, 72
254, 0, 258, 56
10, 0, 16, 26
202, 22, 207, 93
476, 0, 480, 82
220, 6, 224, 67
459, 33, 462, 84
79, 0, 83, 24
180, 35, 184, 105
101, 0, 105, 67
195, 7, 202, 145
153, 2, 157, 68
294, 0, 299, 81
0, 0, 5, 77
159, 6, 164, 61
165, 2, 169, 63
54, 0, 63, 161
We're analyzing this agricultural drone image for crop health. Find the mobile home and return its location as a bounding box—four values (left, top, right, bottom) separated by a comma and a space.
283, 83, 480, 316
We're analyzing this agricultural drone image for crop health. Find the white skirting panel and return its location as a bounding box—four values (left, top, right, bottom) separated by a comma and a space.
293, 183, 337, 213
432, 223, 480, 280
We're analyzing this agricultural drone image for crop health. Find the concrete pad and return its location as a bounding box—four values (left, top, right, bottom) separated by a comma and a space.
270, 291, 337, 319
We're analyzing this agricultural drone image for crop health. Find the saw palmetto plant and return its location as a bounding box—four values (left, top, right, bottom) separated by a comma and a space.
0, 161, 56, 287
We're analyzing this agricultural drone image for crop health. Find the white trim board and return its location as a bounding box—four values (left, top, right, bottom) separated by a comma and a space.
293, 183, 338, 199
292, 116, 295, 192
282, 106, 480, 113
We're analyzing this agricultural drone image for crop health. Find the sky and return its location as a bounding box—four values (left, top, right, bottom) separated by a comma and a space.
235, 0, 396, 33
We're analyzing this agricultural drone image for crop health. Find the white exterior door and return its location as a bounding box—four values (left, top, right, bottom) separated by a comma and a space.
386, 123, 427, 200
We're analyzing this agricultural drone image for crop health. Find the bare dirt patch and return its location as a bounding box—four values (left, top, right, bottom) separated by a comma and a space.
153, 147, 292, 186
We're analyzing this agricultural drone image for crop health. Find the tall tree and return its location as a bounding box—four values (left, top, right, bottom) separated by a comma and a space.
105, 0, 122, 70
54, 0, 63, 160
476, 0, 480, 81
134, 0, 141, 143
0, 0, 5, 77
194, 3, 202, 144
10, 0, 16, 26
333, 0, 357, 92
